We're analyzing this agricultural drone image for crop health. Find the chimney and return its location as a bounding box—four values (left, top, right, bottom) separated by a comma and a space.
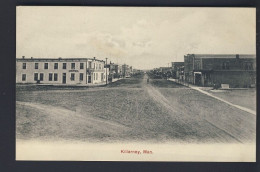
236, 54, 239, 59
31, 57, 33, 59
22, 56, 25, 59
58, 57, 62, 60
93, 57, 96, 60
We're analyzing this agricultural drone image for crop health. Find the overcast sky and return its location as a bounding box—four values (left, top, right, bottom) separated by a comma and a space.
17, 7, 256, 69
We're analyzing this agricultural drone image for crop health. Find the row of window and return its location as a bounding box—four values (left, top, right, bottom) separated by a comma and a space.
33, 73, 58, 81
21, 73, 84, 81
22, 62, 85, 70
22, 62, 104, 70
221, 62, 253, 70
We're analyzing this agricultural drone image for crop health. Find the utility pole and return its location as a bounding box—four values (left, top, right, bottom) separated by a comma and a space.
105, 58, 108, 85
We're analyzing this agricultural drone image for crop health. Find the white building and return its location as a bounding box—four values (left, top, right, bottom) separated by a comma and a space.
16, 57, 108, 85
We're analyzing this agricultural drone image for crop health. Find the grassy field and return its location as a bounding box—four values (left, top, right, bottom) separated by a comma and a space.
207, 89, 256, 111
16, 77, 256, 143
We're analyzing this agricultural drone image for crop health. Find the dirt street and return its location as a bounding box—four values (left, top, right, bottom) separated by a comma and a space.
16, 75, 256, 143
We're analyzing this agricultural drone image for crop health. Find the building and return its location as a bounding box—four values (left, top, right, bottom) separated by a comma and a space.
171, 62, 184, 79
122, 64, 132, 78
184, 54, 256, 88
16, 56, 107, 85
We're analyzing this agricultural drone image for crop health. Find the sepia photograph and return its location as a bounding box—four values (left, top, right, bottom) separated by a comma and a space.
16, 6, 256, 161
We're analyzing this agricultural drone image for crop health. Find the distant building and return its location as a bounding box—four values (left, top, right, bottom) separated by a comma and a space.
171, 62, 184, 79
122, 64, 132, 78
16, 56, 107, 85
184, 54, 256, 88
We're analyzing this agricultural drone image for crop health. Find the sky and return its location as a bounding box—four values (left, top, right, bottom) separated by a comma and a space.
17, 7, 256, 69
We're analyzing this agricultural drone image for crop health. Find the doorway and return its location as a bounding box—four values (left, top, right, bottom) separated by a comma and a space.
62, 73, 66, 84
88, 75, 91, 83
194, 73, 201, 86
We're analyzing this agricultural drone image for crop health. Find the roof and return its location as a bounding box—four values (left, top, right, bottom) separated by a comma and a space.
16, 57, 105, 62
172, 62, 184, 65
186, 54, 256, 59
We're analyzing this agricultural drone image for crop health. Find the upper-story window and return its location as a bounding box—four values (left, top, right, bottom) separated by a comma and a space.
80, 63, 84, 69
244, 62, 253, 70
44, 63, 48, 69
94, 63, 96, 69
71, 63, 75, 69
54, 63, 58, 69
88, 62, 92, 68
222, 62, 229, 70
35, 63, 38, 69
22, 63, 26, 69
99, 64, 101, 69
63, 63, 66, 69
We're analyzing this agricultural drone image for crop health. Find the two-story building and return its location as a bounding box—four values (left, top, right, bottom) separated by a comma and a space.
171, 62, 184, 79
184, 54, 256, 88
16, 56, 107, 85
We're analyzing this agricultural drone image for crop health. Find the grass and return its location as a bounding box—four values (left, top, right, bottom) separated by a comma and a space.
207, 89, 256, 111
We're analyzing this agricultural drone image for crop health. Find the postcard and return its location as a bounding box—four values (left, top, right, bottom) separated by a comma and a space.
16, 6, 256, 161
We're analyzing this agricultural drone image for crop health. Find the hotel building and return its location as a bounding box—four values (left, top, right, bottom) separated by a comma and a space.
16, 56, 107, 85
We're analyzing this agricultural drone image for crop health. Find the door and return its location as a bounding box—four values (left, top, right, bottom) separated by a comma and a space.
62, 73, 66, 84
88, 75, 91, 83
195, 73, 201, 86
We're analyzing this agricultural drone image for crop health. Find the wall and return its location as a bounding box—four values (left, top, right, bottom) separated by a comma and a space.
16, 59, 106, 85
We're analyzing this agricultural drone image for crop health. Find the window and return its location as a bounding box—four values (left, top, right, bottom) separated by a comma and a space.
71, 63, 75, 69
22, 63, 26, 69
44, 63, 48, 69
49, 73, 53, 81
54, 63, 58, 69
94, 63, 96, 69
22, 74, 26, 81
222, 62, 229, 70
54, 73, 58, 81
34, 73, 38, 81
71, 73, 75, 81
93, 73, 95, 80
40, 73, 44, 81
101, 73, 104, 80
35, 63, 38, 69
245, 62, 253, 70
63, 63, 66, 69
80, 63, 84, 69
80, 73, 83, 81
99, 64, 101, 69
96, 73, 98, 80
88, 62, 92, 68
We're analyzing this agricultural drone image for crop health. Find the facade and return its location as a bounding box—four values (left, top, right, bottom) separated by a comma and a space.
16, 56, 107, 85
171, 62, 184, 79
122, 64, 132, 78
184, 54, 256, 88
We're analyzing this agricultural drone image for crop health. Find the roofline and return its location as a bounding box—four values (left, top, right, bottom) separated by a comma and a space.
16, 57, 105, 62
185, 54, 256, 59
186, 53, 256, 55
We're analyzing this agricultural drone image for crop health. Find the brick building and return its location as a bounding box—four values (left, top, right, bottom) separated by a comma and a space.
16, 56, 107, 85
184, 54, 256, 88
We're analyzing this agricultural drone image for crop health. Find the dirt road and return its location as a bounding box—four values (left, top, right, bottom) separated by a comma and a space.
16, 75, 256, 143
